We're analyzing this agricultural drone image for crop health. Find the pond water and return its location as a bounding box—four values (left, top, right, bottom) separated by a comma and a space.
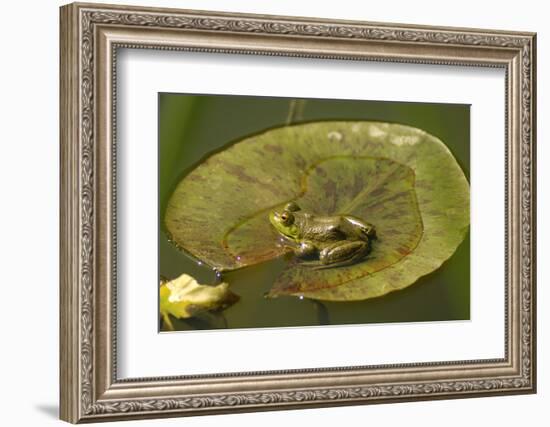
159, 94, 470, 331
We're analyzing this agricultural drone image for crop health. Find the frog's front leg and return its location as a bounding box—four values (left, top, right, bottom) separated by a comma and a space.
294, 241, 318, 260
319, 240, 369, 266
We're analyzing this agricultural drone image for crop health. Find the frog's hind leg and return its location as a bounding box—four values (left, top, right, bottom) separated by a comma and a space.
317, 240, 370, 269
344, 216, 377, 240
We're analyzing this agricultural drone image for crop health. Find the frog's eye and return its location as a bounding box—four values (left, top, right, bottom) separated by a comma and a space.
280, 212, 294, 225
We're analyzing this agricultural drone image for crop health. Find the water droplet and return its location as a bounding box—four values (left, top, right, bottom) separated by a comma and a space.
236, 256, 241, 261
197, 261, 202, 266
299, 295, 304, 300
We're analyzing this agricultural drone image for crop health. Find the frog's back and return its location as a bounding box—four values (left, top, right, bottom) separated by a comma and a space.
300, 215, 346, 242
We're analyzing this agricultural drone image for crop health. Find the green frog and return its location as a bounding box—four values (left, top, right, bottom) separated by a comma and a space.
269, 202, 376, 268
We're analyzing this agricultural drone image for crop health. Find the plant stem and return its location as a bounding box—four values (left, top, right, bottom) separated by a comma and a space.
312, 300, 330, 325
286, 99, 307, 125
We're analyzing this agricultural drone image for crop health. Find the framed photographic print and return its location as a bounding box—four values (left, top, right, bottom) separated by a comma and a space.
60, 2, 537, 423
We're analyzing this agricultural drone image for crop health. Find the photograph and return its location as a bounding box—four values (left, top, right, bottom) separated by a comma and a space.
159, 94, 471, 331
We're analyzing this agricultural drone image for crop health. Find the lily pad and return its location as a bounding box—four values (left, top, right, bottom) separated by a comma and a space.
165, 121, 469, 301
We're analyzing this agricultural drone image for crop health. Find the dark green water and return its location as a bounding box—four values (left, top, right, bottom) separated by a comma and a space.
159, 94, 470, 331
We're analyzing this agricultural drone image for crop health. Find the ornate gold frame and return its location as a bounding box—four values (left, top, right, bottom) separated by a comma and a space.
60, 2, 537, 423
